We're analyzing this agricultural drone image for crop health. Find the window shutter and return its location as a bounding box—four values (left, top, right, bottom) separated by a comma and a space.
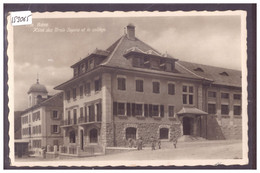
144, 104, 148, 117
113, 102, 118, 116
132, 103, 136, 116
149, 104, 153, 117
51, 125, 53, 134
160, 105, 164, 117
127, 103, 131, 116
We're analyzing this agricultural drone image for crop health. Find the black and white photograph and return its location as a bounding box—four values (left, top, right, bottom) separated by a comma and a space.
5, 8, 251, 167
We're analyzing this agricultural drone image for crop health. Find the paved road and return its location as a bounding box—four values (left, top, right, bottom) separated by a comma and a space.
15, 140, 242, 162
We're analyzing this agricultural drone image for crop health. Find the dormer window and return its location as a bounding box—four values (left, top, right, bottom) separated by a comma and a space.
150, 58, 160, 70
219, 72, 229, 76
132, 57, 144, 67
89, 59, 94, 70
74, 67, 78, 77
194, 67, 204, 72
80, 63, 85, 74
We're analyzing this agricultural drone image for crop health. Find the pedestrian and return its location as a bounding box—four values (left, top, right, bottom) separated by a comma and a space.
128, 138, 133, 148
42, 146, 46, 159
173, 137, 178, 148
151, 136, 156, 150
158, 139, 161, 149
136, 138, 140, 150
139, 137, 143, 150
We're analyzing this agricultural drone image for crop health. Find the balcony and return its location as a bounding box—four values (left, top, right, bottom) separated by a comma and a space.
61, 116, 102, 128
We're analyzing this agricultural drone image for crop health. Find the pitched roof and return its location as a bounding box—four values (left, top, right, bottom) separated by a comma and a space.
21, 92, 63, 114
176, 61, 241, 88
177, 106, 208, 115
100, 35, 202, 80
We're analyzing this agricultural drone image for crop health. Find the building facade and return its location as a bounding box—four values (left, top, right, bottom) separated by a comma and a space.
20, 79, 64, 153
55, 24, 242, 155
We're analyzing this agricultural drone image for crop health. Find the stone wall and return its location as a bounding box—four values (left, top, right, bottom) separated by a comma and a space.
111, 122, 181, 147
220, 116, 242, 140
206, 115, 242, 140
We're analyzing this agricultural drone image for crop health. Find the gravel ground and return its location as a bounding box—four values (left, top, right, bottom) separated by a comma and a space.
15, 140, 242, 162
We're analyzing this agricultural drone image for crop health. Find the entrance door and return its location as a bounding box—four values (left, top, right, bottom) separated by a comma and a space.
80, 130, 84, 150
89, 129, 98, 143
183, 117, 192, 135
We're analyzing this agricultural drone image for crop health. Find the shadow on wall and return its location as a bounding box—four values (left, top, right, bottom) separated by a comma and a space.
206, 116, 226, 140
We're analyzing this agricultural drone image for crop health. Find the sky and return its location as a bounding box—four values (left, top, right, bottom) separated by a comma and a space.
13, 14, 242, 111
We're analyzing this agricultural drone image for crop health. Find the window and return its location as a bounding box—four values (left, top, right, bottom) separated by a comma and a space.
117, 77, 126, 90
234, 94, 241, 100
168, 106, 174, 117
66, 90, 70, 100
160, 128, 169, 139
80, 107, 83, 118
153, 81, 160, 94
95, 78, 101, 92
96, 103, 102, 122
165, 62, 174, 72
73, 109, 77, 124
118, 103, 125, 115
52, 110, 58, 119
125, 127, 136, 140
135, 104, 143, 116
68, 110, 71, 125
127, 103, 131, 116
183, 85, 194, 105
53, 140, 59, 146
89, 59, 94, 70
219, 72, 229, 76
52, 125, 59, 133
150, 59, 160, 69
221, 93, 229, 99
89, 129, 98, 143
69, 131, 76, 143
80, 63, 85, 73
32, 111, 40, 121
136, 79, 143, 92
80, 85, 84, 97
234, 106, 241, 115
73, 88, 77, 99
89, 105, 95, 122
144, 104, 148, 117
168, 83, 175, 95
153, 105, 159, 116
38, 125, 41, 134
132, 57, 144, 67
160, 105, 164, 117
208, 104, 216, 114
85, 82, 90, 95
208, 91, 217, 98
74, 67, 78, 77
221, 105, 229, 115
194, 67, 204, 72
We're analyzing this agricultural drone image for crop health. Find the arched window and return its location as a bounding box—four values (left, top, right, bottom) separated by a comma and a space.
36, 95, 42, 104
69, 131, 76, 143
89, 129, 98, 143
125, 127, 137, 140
159, 128, 169, 139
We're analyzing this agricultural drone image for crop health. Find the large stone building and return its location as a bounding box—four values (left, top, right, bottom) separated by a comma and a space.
19, 79, 64, 154
54, 24, 242, 156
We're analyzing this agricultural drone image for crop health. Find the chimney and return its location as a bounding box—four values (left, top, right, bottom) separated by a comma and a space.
126, 23, 135, 40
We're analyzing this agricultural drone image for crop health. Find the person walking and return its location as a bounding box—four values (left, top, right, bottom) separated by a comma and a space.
173, 137, 178, 148
139, 137, 143, 150
151, 136, 156, 150
158, 139, 161, 149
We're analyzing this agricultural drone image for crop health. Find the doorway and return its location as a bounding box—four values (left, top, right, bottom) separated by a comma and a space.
183, 117, 193, 135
